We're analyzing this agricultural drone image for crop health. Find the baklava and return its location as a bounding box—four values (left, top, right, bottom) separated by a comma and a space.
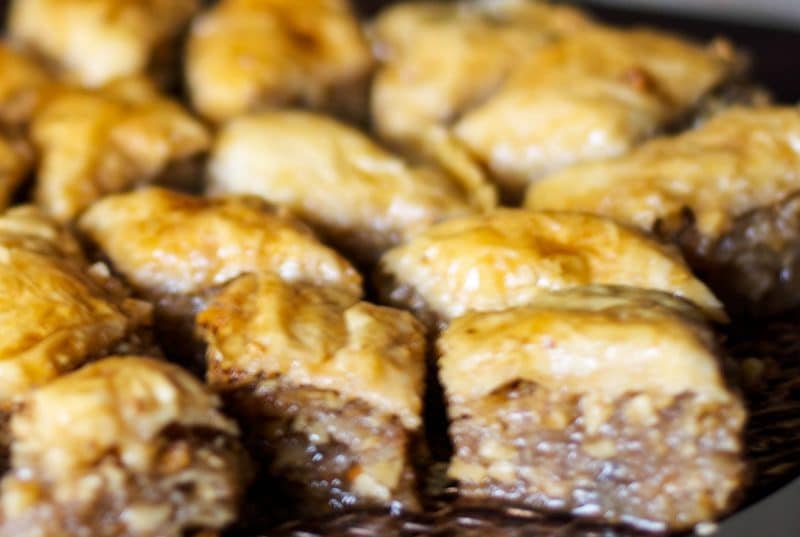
527, 106, 800, 316
30, 76, 210, 221
78, 187, 361, 364
197, 272, 425, 515
186, 0, 373, 124
377, 209, 725, 330
371, 1, 742, 202
0, 42, 50, 129
208, 111, 492, 263
370, 0, 593, 200
0, 206, 152, 468
0, 356, 249, 537
439, 286, 746, 531
8, 0, 199, 88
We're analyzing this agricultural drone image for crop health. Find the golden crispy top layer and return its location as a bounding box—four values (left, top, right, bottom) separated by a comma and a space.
0, 207, 151, 407
9, 0, 199, 87
438, 286, 730, 404
78, 187, 363, 300
186, 0, 372, 123
454, 27, 739, 195
7, 356, 237, 481
208, 111, 482, 260
527, 106, 800, 238
198, 272, 426, 429
0, 135, 31, 210
0, 43, 50, 128
379, 209, 724, 323
371, 0, 593, 141
30, 76, 210, 221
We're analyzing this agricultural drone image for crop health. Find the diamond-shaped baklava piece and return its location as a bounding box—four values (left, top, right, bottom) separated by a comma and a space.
439, 286, 746, 531
30, 77, 210, 221
377, 209, 724, 330
9, 0, 199, 88
208, 111, 492, 263
186, 0, 372, 123
0, 357, 249, 537
198, 272, 425, 515
527, 106, 800, 316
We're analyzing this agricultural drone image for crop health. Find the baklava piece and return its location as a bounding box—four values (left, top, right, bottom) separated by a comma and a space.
186, 0, 372, 124
30, 76, 210, 221
197, 272, 425, 515
0, 134, 32, 209
0, 42, 50, 129
439, 286, 746, 531
377, 209, 724, 330
0, 357, 249, 537
371, 1, 743, 201
370, 0, 593, 202
8, 0, 199, 88
0, 206, 153, 468
453, 27, 742, 201
208, 111, 490, 263
78, 187, 361, 364
527, 106, 800, 316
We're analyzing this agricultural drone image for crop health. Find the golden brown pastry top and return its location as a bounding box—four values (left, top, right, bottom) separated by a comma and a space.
208, 111, 485, 261
78, 187, 363, 300
438, 286, 730, 404
9, 0, 199, 87
186, 0, 372, 123
527, 106, 800, 239
453, 27, 740, 197
4, 356, 236, 485
0, 42, 50, 128
30, 76, 210, 221
0, 207, 151, 408
198, 272, 425, 429
378, 209, 725, 324
0, 135, 31, 210
370, 0, 591, 202
371, 0, 592, 143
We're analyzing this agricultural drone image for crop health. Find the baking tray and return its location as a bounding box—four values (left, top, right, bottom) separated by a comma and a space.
1, 1, 799, 535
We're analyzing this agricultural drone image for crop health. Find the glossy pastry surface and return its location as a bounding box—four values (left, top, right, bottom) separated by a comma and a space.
0, 205, 153, 441
78, 187, 362, 300
440, 286, 745, 530
31, 76, 210, 221
378, 209, 725, 328
186, 0, 372, 123
200, 272, 424, 428
208, 111, 487, 262
9, 0, 199, 87
0, 356, 247, 537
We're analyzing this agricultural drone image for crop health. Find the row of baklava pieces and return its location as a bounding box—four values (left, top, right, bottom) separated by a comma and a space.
1, 1, 799, 318
0, 185, 745, 536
